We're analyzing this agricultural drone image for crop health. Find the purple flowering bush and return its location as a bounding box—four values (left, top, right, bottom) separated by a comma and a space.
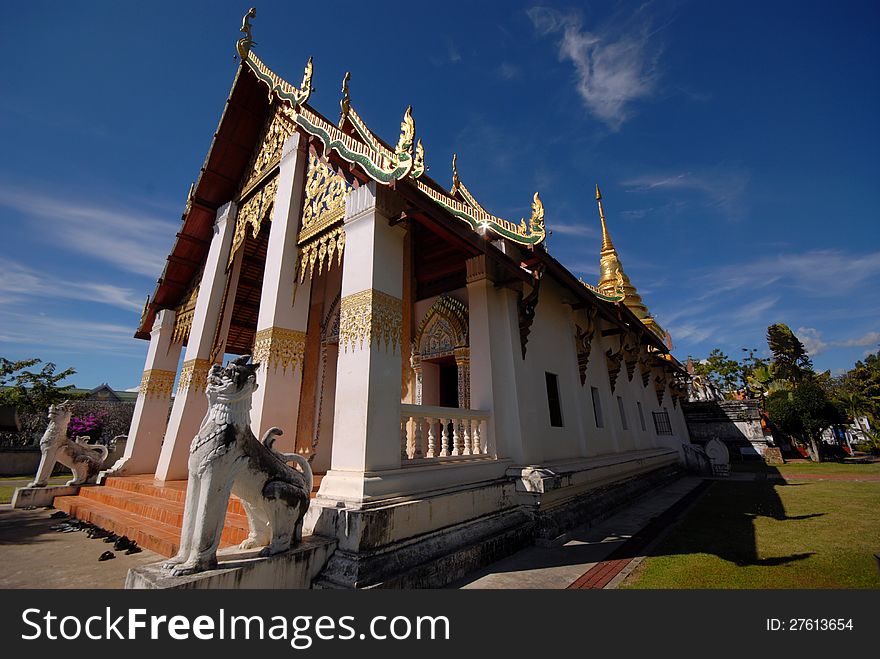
67, 411, 108, 442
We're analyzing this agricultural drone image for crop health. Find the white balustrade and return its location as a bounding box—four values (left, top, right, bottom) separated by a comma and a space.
400, 404, 490, 464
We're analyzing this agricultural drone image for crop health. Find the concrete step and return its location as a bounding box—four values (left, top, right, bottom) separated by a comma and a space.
53, 495, 245, 557
101, 475, 247, 516
52, 472, 323, 558
74, 485, 250, 536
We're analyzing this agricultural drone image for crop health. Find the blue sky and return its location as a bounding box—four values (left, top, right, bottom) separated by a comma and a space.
1, 1, 878, 389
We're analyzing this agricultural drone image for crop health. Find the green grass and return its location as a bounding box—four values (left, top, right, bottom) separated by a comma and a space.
622, 478, 880, 588
732, 461, 880, 476
0, 476, 69, 504
0, 474, 70, 482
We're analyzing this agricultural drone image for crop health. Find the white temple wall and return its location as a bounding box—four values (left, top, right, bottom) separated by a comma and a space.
516, 279, 586, 464
580, 329, 623, 457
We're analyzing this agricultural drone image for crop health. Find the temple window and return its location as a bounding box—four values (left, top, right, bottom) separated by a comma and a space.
545, 372, 563, 427
591, 387, 604, 428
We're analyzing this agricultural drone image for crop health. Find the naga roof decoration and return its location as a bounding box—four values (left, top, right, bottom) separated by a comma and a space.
236, 10, 546, 246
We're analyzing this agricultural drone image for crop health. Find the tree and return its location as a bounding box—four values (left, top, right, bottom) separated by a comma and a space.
0, 357, 79, 414
766, 323, 813, 383
845, 351, 880, 423
691, 349, 742, 395
767, 379, 844, 462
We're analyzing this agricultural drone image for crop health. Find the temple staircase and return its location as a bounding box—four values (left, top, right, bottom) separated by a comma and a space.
54, 474, 322, 557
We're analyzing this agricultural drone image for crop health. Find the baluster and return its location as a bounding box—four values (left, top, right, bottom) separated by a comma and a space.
452, 419, 463, 456
414, 417, 424, 459
426, 417, 436, 458
401, 417, 409, 460
473, 420, 483, 455
440, 418, 450, 457
462, 419, 472, 456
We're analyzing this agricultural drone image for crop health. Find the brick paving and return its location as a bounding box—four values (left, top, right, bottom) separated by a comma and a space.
567, 479, 710, 589
454, 476, 707, 589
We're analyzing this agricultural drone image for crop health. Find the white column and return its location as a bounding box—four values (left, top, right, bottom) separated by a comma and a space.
154, 202, 238, 481
108, 309, 182, 475
318, 182, 405, 501
466, 256, 532, 464
249, 133, 310, 452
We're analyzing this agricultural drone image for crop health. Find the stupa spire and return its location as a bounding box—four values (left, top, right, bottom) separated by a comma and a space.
595, 184, 650, 321
596, 184, 615, 252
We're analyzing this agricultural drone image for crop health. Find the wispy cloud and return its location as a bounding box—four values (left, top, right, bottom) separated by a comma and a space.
0, 258, 143, 312
0, 184, 176, 278
622, 167, 750, 219
0, 309, 140, 355
796, 327, 880, 357
498, 62, 520, 80
550, 221, 597, 238
703, 249, 880, 298
527, 6, 664, 129
448, 42, 462, 64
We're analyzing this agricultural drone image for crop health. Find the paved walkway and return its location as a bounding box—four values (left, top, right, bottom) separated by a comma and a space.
0, 505, 162, 588
453, 476, 706, 589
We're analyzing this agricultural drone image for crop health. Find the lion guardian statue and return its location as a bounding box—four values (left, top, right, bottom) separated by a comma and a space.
28, 401, 109, 487
162, 355, 313, 576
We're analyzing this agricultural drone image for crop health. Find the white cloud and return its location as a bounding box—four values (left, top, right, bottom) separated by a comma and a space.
838, 331, 880, 349
796, 327, 828, 357
527, 6, 662, 129
0, 258, 143, 311
622, 168, 750, 219
448, 43, 462, 64
795, 327, 880, 357
550, 221, 597, 237
498, 62, 520, 80
702, 250, 880, 298
0, 309, 140, 355
0, 184, 176, 278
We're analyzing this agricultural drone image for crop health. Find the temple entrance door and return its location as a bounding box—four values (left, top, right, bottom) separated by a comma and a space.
438, 360, 459, 408
310, 294, 340, 475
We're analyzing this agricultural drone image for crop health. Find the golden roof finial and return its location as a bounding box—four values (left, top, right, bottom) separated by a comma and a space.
236, 7, 257, 61
595, 185, 650, 321
339, 71, 351, 125
292, 56, 314, 106
451, 153, 461, 196
395, 105, 414, 155
596, 183, 614, 251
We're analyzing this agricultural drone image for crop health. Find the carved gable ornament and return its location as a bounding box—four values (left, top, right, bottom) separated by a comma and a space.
518, 271, 543, 359
297, 153, 351, 283
606, 342, 625, 393
228, 109, 294, 266
415, 295, 469, 359
574, 307, 598, 386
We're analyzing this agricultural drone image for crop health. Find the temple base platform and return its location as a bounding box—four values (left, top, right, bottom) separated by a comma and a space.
12, 484, 82, 509
126, 535, 337, 589
53, 474, 323, 557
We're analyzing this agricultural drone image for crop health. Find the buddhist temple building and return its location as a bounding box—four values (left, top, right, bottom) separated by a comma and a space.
56, 10, 694, 588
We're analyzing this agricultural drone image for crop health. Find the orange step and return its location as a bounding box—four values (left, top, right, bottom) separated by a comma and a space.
53, 473, 323, 558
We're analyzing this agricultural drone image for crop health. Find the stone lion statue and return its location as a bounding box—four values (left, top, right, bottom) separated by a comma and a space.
162, 355, 313, 577
28, 401, 109, 487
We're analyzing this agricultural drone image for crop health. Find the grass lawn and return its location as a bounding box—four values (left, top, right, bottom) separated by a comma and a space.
0, 474, 69, 482
621, 477, 880, 589
0, 475, 70, 504
733, 461, 880, 476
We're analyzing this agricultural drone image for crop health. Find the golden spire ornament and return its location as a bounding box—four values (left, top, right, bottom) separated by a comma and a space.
595, 183, 649, 319
236, 7, 257, 61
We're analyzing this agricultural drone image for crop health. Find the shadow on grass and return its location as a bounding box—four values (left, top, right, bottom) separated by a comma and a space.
650, 465, 821, 568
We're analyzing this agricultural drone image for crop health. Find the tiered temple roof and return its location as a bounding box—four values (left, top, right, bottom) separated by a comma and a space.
136, 8, 679, 369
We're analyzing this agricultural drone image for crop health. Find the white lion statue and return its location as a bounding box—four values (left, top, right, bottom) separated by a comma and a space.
162, 355, 313, 576
28, 401, 109, 487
